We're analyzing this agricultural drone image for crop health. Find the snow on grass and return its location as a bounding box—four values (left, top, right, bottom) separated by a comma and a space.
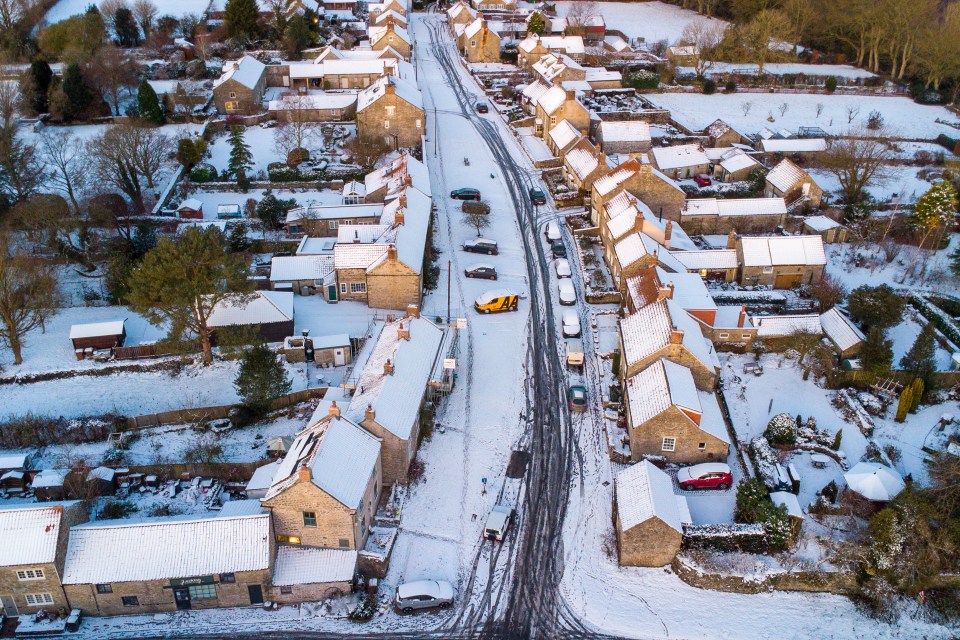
888, 312, 956, 371
207, 126, 286, 179
808, 166, 936, 205
824, 237, 960, 295
678, 62, 876, 80
554, 1, 728, 45
44, 0, 210, 24
181, 188, 343, 219
643, 91, 960, 139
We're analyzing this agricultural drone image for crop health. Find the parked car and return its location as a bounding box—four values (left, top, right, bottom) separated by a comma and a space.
475, 290, 519, 313
476, 101, 489, 113
693, 174, 712, 187
558, 280, 576, 305
464, 264, 497, 280
544, 221, 561, 242
568, 385, 587, 412
555, 258, 571, 278
451, 188, 482, 200
394, 580, 455, 613
463, 238, 498, 255
550, 241, 567, 258
484, 504, 513, 541
565, 338, 584, 367
561, 310, 581, 337
529, 187, 547, 206
677, 463, 733, 491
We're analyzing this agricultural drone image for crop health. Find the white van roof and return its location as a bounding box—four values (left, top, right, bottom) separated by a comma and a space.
485, 505, 512, 530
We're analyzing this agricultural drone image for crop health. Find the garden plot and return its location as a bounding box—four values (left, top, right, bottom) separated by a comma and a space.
643, 92, 960, 139
888, 312, 957, 371
178, 187, 344, 220
808, 166, 938, 205
824, 238, 960, 294
554, 1, 728, 45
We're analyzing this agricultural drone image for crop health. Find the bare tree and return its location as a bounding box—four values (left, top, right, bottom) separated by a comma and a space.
0, 74, 18, 135
38, 130, 88, 214
342, 135, 389, 169
0, 230, 59, 365
179, 12, 200, 38
846, 105, 860, 124
131, 0, 157, 37
815, 102, 824, 119
820, 129, 893, 207
0, 0, 38, 33
778, 102, 788, 117
87, 46, 137, 116
461, 209, 491, 236
564, 1, 597, 36
738, 9, 791, 76
87, 122, 172, 214
740, 101, 752, 116
678, 21, 726, 79
271, 93, 319, 164
98, 0, 128, 33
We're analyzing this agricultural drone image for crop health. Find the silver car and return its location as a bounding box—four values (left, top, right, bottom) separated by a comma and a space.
394, 580, 455, 613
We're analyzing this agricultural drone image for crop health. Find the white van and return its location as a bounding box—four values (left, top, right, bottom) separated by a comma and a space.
484, 504, 513, 542
565, 339, 584, 367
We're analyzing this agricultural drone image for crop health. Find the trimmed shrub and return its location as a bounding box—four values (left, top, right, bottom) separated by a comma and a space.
702, 79, 717, 95
189, 163, 218, 182
724, 80, 736, 93
764, 412, 797, 445
825, 76, 837, 93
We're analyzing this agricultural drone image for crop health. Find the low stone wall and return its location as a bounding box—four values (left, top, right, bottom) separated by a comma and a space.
672, 554, 857, 595
125, 387, 327, 429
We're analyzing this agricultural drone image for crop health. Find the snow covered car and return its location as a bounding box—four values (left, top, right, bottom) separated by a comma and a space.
484, 504, 513, 542
464, 264, 498, 280
568, 385, 587, 412
555, 258, 571, 278
561, 310, 581, 338
529, 187, 547, 205
544, 221, 561, 242
463, 238, 498, 255
677, 463, 733, 491
558, 280, 576, 305
550, 241, 567, 258
394, 580, 455, 613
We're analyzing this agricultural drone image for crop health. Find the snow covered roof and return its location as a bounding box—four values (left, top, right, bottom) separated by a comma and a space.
297, 237, 337, 255
207, 291, 294, 329
273, 546, 358, 586
214, 56, 266, 90
565, 145, 600, 181
0, 454, 27, 469
86, 466, 115, 482
30, 469, 68, 488
265, 415, 381, 509
584, 68, 621, 83
334, 243, 388, 269
719, 151, 759, 174
519, 35, 584, 55
179, 198, 203, 211
357, 75, 423, 112
69, 320, 125, 340
770, 491, 804, 518
346, 317, 445, 440
620, 299, 718, 371
669, 249, 738, 271
739, 236, 826, 267
626, 358, 701, 427
245, 460, 281, 493
548, 119, 582, 151
750, 314, 823, 337
375, 9, 407, 24
651, 144, 709, 171
369, 24, 411, 47
655, 267, 715, 311
268, 92, 358, 111
390, 186, 432, 273
764, 158, 809, 192
446, 1, 475, 19
63, 513, 270, 584
599, 120, 651, 144
0, 502, 78, 567
604, 35, 631, 52
217, 499, 265, 518
696, 390, 732, 444
312, 334, 351, 349
287, 203, 385, 224
759, 138, 827, 153
338, 224, 391, 244
271, 255, 335, 282
464, 17, 489, 38
364, 153, 431, 199
521, 80, 551, 104
682, 198, 787, 218
614, 233, 650, 268
803, 215, 841, 232
593, 160, 683, 198
536, 85, 569, 116
616, 460, 686, 533
820, 308, 865, 352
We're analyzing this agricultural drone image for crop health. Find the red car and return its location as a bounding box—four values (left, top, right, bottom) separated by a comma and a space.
677, 463, 732, 491
693, 174, 712, 187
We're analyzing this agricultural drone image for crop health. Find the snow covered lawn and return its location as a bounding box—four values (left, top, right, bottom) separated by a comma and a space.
178, 188, 344, 220
644, 91, 960, 139
808, 166, 937, 205
554, 1, 728, 44
678, 62, 876, 80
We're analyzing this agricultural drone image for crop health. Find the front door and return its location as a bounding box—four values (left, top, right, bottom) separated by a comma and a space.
774, 273, 802, 289
334, 348, 346, 366
1, 595, 18, 617
327, 284, 338, 302
173, 587, 191, 610
247, 585, 264, 605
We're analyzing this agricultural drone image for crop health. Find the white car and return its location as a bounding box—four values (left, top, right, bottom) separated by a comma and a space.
562, 310, 581, 337
555, 258, 571, 278
545, 221, 561, 242
394, 580, 455, 613
558, 280, 576, 305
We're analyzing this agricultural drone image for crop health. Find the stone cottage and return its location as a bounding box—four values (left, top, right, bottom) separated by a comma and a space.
356, 76, 425, 149
590, 159, 686, 226
213, 56, 267, 115
615, 461, 690, 567
534, 85, 590, 140
737, 235, 827, 288
459, 18, 501, 63
763, 158, 824, 208
369, 24, 412, 59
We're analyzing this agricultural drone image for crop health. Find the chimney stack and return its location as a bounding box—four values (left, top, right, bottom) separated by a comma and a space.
397, 321, 411, 341
399, 193, 407, 208
327, 400, 341, 417
406, 304, 420, 318
565, 88, 577, 101
726, 229, 737, 249
669, 328, 684, 345
664, 219, 673, 248
395, 209, 405, 225
365, 404, 376, 422
738, 305, 747, 328
384, 358, 395, 374
385, 81, 396, 95
297, 465, 312, 482
404, 175, 412, 186
387, 244, 398, 261
658, 281, 674, 300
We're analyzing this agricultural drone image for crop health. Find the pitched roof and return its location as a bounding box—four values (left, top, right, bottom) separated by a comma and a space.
803, 215, 841, 232
536, 85, 568, 115
599, 120, 651, 143
764, 158, 809, 192
616, 460, 687, 533
548, 119, 581, 152
651, 144, 709, 171
369, 24, 411, 47
69, 320, 125, 340
357, 75, 423, 112
626, 358, 701, 427
614, 233, 650, 269
669, 249, 738, 271
0, 502, 77, 567
273, 546, 358, 586
719, 151, 760, 174
270, 255, 335, 281
682, 198, 787, 218
207, 291, 294, 328
334, 243, 389, 269
521, 80, 551, 104
820, 308, 865, 352
287, 203, 385, 224
214, 56, 265, 90
565, 144, 600, 181
739, 236, 826, 267
750, 314, 823, 337
519, 34, 584, 55
620, 299, 719, 372
62, 513, 271, 584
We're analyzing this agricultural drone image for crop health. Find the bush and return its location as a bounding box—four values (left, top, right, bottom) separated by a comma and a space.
825, 76, 837, 93
764, 412, 798, 445
189, 163, 218, 182
235, 344, 293, 415
702, 79, 717, 95
734, 478, 792, 551
624, 69, 660, 90
100, 500, 137, 520
866, 110, 884, 130
724, 80, 736, 93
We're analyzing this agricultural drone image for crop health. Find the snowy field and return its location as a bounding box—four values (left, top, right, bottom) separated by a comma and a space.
644, 92, 960, 139
554, 1, 728, 44
678, 62, 876, 80
808, 167, 936, 205
888, 312, 957, 372
825, 237, 960, 294
43, 0, 210, 24
207, 126, 286, 179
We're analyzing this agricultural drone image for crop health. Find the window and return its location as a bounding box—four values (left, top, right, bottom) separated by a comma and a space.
661, 437, 676, 452
280, 586, 293, 594
96, 584, 113, 594
415, 119, 422, 129
224, 101, 238, 110
698, 442, 706, 450
229, 92, 237, 99
303, 511, 317, 527
718, 333, 729, 339
276, 534, 302, 545
340, 283, 347, 294
328, 220, 339, 229
338, 538, 350, 548
762, 267, 773, 274
699, 269, 708, 277
384, 120, 391, 129
288, 224, 302, 234
121, 596, 140, 607
741, 333, 751, 340
220, 573, 236, 584
385, 105, 396, 117
350, 282, 367, 293
25, 593, 54, 606
16, 569, 44, 581
470, 40, 477, 47
188, 584, 217, 600
550, 115, 557, 126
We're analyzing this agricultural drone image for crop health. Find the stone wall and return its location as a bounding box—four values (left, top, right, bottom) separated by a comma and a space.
628, 405, 729, 465
671, 554, 856, 595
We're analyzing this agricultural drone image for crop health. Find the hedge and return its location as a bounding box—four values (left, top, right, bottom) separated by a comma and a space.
910, 295, 960, 348
682, 523, 769, 553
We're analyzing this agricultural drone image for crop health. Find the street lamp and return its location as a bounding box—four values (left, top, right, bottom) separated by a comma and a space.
302, 329, 311, 385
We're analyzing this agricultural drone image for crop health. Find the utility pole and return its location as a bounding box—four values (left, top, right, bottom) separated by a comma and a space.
447, 259, 452, 324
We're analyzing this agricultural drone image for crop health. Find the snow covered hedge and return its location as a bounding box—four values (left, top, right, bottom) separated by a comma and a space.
0, 414, 124, 448
749, 436, 783, 490
683, 523, 769, 553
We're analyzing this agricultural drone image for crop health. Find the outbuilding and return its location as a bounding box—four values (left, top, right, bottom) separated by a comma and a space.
820, 308, 865, 358
177, 199, 203, 220
615, 460, 690, 566
31, 469, 70, 501
85, 467, 117, 497
70, 320, 126, 355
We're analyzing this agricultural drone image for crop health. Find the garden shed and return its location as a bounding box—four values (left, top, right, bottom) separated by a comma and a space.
69, 320, 126, 354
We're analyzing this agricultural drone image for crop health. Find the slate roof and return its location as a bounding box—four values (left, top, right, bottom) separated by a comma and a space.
273, 546, 358, 586
616, 460, 687, 533
739, 236, 826, 267
820, 308, 865, 352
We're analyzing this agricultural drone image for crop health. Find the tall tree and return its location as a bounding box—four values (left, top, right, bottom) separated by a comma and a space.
88, 46, 136, 116
234, 343, 292, 415
227, 125, 253, 178
131, 0, 156, 37
282, 14, 312, 58
847, 284, 905, 332
678, 20, 725, 79
527, 11, 545, 36
254, 189, 296, 230
860, 326, 893, 376
113, 6, 139, 46
738, 9, 791, 76
225, 0, 260, 42
38, 130, 87, 214
820, 129, 892, 211
20, 60, 52, 115
126, 226, 254, 364
61, 62, 93, 120
87, 122, 172, 214
0, 132, 44, 207
910, 181, 958, 251
899, 322, 937, 394
136, 78, 165, 125
0, 230, 59, 366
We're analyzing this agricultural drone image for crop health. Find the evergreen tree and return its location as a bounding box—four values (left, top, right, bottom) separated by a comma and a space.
227, 221, 251, 252
860, 327, 894, 376
136, 79, 165, 125
909, 378, 925, 412
527, 11, 546, 35
226, 126, 253, 179
225, 0, 261, 41
282, 15, 313, 58
234, 343, 292, 415
847, 284, 905, 332
900, 322, 937, 394
895, 385, 912, 422
911, 181, 958, 249
254, 189, 297, 230
114, 7, 140, 47
61, 63, 93, 121
175, 137, 208, 167
28, 61, 53, 114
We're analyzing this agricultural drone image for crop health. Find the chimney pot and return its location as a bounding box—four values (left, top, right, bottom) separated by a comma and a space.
397, 321, 411, 341
406, 304, 420, 318
328, 400, 341, 417
387, 244, 398, 260
738, 305, 747, 328
365, 404, 376, 422
726, 229, 738, 249
384, 358, 395, 374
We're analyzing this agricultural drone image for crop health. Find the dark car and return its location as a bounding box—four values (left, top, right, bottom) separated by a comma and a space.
464, 264, 498, 280
463, 238, 499, 255
677, 463, 733, 491
476, 102, 489, 113
529, 187, 547, 205
693, 174, 712, 187
568, 385, 587, 412
550, 241, 567, 258
451, 188, 482, 201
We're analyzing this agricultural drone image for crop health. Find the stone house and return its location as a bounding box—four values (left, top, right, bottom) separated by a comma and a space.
471, 0, 517, 11
615, 461, 689, 567
562, 138, 610, 193
820, 308, 865, 358
373, 8, 407, 28
651, 143, 710, 180
764, 158, 823, 209
446, 1, 475, 29
709, 148, 761, 183
356, 76, 425, 149
534, 86, 590, 139
517, 35, 585, 67
0, 501, 87, 618
369, 24, 412, 59
271, 546, 357, 603
545, 118, 583, 157
270, 255, 335, 294
346, 316, 446, 485
737, 235, 826, 288
618, 298, 720, 390
624, 358, 730, 464
369, 0, 407, 19
703, 119, 750, 148
213, 56, 267, 115
364, 152, 432, 203
678, 197, 788, 235
590, 159, 686, 226
669, 248, 739, 283
459, 18, 501, 63
531, 53, 585, 85
262, 412, 382, 554
694, 305, 757, 345
623, 266, 716, 327
62, 513, 273, 616
596, 120, 652, 156
268, 92, 358, 122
